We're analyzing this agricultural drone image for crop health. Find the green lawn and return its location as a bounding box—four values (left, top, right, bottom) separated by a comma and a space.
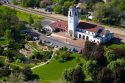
0, 5, 43, 23
16, 11, 42, 23
108, 44, 125, 50
32, 53, 86, 83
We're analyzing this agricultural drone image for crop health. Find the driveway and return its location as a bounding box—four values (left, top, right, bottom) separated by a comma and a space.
32, 29, 82, 51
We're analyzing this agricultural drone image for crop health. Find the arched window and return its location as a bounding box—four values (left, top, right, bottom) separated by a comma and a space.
83, 35, 85, 39
70, 11, 72, 16
79, 34, 81, 38
86, 36, 89, 40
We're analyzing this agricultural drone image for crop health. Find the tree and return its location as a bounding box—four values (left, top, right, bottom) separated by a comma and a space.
71, 65, 85, 83
12, 0, 18, 5
0, 46, 4, 55
5, 29, 12, 41
92, 45, 106, 66
54, 5, 62, 14
21, 0, 37, 7
22, 66, 33, 81
82, 41, 96, 59
63, 67, 74, 82
34, 19, 42, 31
0, 65, 11, 77
64, 1, 73, 8
63, 65, 85, 83
96, 67, 112, 83
39, 0, 52, 8
82, 41, 106, 66
84, 60, 98, 79
29, 15, 34, 25
9, 67, 24, 83
93, 2, 107, 22
107, 61, 120, 71
105, 50, 117, 63
55, 50, 71, 62
112, 67, 125, 83
79, 3, 87, 14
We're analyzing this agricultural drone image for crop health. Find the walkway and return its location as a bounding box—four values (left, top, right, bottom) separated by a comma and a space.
31, 48, 57, 70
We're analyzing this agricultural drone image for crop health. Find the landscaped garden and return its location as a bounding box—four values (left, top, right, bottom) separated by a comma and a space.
32, 52, 87, 83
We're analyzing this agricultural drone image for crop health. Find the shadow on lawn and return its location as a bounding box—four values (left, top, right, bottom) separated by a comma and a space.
59, 56, 75, 63
28, 74, 40, 81
105, 37, 124, 46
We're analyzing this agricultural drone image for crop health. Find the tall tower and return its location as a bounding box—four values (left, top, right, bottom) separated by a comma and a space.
68, 6, 78, 38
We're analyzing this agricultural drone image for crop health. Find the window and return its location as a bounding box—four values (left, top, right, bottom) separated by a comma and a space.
70, 11, 72, 16
86, 36, 89, 40
83, 35, 85, 39
79, 34, 81, 38
75, 11, 77, 16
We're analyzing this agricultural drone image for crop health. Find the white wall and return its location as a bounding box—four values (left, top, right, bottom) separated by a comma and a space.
76, 31, 101, 43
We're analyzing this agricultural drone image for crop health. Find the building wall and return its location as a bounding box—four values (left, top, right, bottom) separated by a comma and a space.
68, 6, 79, 38
76, 31, 101, 43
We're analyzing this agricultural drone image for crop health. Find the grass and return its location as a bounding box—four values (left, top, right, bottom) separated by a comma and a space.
32, 53, 87, 83
16, 11, 42, 23
108, 44, 125, 50
0, 5, 43, 23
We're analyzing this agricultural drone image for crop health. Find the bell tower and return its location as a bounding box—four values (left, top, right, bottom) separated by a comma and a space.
68, 6, 78, 38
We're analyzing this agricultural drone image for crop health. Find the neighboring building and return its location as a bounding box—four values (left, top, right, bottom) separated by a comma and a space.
45, 6, 113, 44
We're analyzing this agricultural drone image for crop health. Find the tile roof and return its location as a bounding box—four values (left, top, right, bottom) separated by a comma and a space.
49, 20, 68, 31
77, 22, 99, 32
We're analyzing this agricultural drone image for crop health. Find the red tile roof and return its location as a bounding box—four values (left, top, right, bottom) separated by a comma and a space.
49, 20, 68, 31
50, 21, 105, 34
77, 22, 99, 32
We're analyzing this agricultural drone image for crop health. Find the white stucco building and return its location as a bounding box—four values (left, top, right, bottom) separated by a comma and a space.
45, 6, 114, 44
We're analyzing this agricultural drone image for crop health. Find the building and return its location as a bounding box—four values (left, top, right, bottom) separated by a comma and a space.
45, 6, 113, 44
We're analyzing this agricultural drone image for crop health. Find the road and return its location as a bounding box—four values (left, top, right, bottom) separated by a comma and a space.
31, 28, 82, 50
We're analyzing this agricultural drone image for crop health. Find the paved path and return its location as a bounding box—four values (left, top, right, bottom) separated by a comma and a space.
31, 49, 56, 70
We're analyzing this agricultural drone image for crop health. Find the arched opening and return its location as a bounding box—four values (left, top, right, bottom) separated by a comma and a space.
86, 36, 89, 40
97, 41, 99, 43
79, 34, 81, 38
70, 11, 72, 16
83, 35, 85, 39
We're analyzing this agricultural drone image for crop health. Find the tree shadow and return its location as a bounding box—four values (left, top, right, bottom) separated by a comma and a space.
105, 37, 124, 46
29, 74, 40, 80
59, 56, 75, 63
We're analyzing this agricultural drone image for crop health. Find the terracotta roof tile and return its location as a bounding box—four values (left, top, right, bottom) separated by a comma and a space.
49, 20, 68, 31
77, 22, 99, 32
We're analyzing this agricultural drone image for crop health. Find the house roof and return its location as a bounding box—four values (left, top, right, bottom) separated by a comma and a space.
77, 22, 99, 32
49, 20, 68, 31
49, 21, 106, 35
